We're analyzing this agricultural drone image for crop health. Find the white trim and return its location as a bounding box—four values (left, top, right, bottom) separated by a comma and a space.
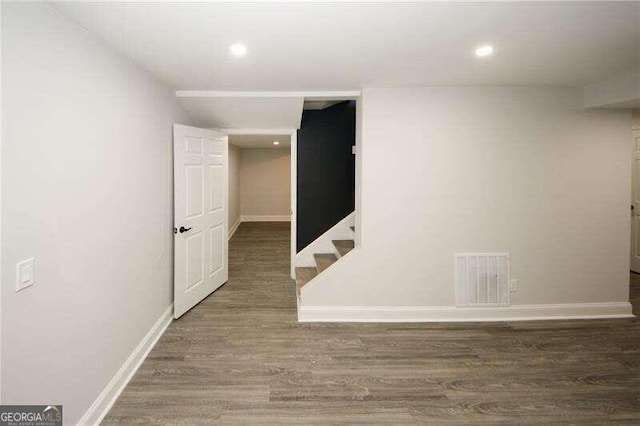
0, 1, 3, 402
225, 133, 230, 251
241, 215, 291, 222
228, 216, 242, 241
298, 302, 634, 323
354, 96, 362, 248
176, 90, 361, 99
290, 131, 298, 279
78, 304, 174, 426
296, 212, 355, 267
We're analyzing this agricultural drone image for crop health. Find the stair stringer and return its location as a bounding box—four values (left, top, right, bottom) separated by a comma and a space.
296, 212, 354, 267
297, 245, 364, 316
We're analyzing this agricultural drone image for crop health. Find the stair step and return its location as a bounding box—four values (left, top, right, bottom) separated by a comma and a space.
314, 253, 338, 273
295, 267, 318, 295
333, 239, 355, 258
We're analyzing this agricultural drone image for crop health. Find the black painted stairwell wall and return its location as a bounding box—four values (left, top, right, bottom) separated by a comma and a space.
297, 100, 356, 252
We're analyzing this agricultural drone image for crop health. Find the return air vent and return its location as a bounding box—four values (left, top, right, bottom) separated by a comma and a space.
455, 253, 510, 307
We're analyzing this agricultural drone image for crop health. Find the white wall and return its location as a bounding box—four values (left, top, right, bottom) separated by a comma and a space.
228, 143, 241, 230
302, 87, 631, 312
2, 3, 191, 423
239, 148, 291, 218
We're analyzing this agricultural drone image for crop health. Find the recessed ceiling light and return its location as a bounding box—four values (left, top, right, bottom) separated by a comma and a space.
273, 141, 280, 146
475, 45, 494, 58
230, 43, 247, 57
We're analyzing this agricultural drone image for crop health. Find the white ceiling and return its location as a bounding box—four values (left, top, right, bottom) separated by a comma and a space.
52, 2, 640, 90
177, 96, 303, 128
229, 134, 291, 149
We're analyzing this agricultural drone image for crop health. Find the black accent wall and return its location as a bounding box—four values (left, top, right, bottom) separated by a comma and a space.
297, 100, 356, 252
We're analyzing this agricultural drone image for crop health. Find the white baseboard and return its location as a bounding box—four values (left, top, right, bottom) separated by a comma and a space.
78, 304, 173, 425
241, 215, 290, 222
298, 302, 634, 323
228, 217, 242, 240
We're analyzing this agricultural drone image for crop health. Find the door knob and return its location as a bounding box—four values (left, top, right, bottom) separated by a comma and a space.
179, 226, 192, 233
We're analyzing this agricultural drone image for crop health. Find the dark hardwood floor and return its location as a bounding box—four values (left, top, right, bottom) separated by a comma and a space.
104, 222, 640, 424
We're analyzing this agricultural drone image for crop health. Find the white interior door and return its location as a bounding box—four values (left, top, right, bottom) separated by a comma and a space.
631, 129, 640, 273
173, 124, 228, 318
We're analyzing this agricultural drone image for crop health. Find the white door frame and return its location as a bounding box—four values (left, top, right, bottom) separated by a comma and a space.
221, 128, 297, 279
632, 115, 640, 272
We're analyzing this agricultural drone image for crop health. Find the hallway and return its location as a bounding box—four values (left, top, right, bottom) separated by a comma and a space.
104, 223, 640, 424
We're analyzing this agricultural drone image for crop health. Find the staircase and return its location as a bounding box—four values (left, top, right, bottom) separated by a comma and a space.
295, 237, 355, 297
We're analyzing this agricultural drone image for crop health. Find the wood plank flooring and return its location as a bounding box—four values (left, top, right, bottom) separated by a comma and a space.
104, 222, 640, 424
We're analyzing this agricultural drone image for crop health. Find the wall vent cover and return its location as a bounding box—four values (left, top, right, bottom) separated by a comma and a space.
455, 253, 510, 307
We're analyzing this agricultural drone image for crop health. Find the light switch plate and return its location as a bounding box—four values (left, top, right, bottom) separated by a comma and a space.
16, 257, 35, 292
509, 279, 518, 292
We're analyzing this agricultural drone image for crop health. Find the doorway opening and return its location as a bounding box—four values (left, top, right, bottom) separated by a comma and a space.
171, 93, 359, 317
227, 133, 293, 239
293, 99, 358, 296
